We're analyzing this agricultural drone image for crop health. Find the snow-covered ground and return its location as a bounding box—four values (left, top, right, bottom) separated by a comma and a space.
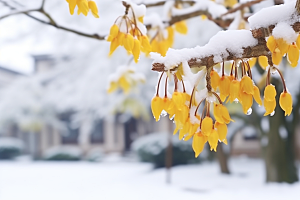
0, 157, 299, 200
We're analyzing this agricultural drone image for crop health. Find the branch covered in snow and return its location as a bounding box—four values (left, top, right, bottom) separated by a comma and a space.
152, 1, 300, 72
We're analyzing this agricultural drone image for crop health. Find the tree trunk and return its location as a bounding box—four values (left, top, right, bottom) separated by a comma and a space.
265, 79, 298, 183
216, 143, 230, 174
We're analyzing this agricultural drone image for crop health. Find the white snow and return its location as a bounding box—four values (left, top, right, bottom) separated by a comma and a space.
151, 30, 257, 69
272, 22, 298, 43
0, 158, 299, 200
249, 0, 298, 29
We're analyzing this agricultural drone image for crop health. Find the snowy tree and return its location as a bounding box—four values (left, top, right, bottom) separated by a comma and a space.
1, 0, 300, 183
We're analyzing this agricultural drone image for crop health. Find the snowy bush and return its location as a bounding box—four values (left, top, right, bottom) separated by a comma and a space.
43, 146, 82, 161
0, 137, 24, 160
132, 132, 203, 168
86, 148, 104, 162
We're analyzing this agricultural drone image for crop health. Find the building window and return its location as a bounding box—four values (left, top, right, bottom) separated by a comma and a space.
90, 120, 104, 144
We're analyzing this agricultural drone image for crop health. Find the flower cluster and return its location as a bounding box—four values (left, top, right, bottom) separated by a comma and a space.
151, 57, 294, 157
210, 60, 262, 114
66, 0, 99, 18
151, 66, 233, 157
107, 67, 145, 94
107, 2, 151, 63
258, 35, 300, 69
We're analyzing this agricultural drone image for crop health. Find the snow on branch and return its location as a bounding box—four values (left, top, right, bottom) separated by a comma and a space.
152, 1, 300, 72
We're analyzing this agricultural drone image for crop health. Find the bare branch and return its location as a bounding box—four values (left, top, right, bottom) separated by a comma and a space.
0, 8, 40, 20
221, 0, 265, 17
24, 13, 105, 40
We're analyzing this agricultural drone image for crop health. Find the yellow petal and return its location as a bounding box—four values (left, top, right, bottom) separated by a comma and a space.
208, 129, 218, 152
258, 56, 269, 69
287, 44, 299, 67
263, 98, 276, 116
151, 96, 163, 121
276, 38, 289, 55
77, 0, 89, 16
264, 84, 276, 101
88, 1, 99, 18
248, 58, 257, 68
210, 70, 220, 91
109, 38, 119, 56
192, 132, 208, 158
174, 21, 188, 35
219, 76, 231, 102
267, 35, 276, 52
67, 0, 77, 15
239, 92, 253, 114
132, 39, 141, 63
229, 80, 240, 103
201, 117, 213, 136
107, 81, 118, 93
272, 48, 282, 65
279, 92, 293, 116
215, 122, 227, 143
240, 76, 254, 95
253, 85, 262, 106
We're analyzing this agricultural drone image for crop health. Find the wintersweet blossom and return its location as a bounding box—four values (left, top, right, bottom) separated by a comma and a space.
66, 0, 99, 18
279, 92, 293, 116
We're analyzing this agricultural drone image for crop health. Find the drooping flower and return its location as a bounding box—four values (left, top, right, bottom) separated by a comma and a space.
240, 76, 254, 95
258, 56, 269, 69
210, 70, 220, 91
264, 84, 276, 101
88, 0, 99, 18
213, 103, 233, 124
201, 117, 213, 136
192, 131, 208, 158
151, 96, 163, 121
253, 85, 262, 106
215, 122, 227, 144
229, 80, 240, 102
219, 75, 231, 102
279, 92, 293, 116
263, 98, 276, 116
287, 43, 299, 67
208, 129, 218, 152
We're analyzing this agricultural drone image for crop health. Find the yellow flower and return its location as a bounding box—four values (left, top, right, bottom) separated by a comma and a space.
192, 131, 208, 158
239, 91, 253, 114
267, 36, 276, 52
279, 92, 293, 116
132, 39, 141, 63
208, 129, 219, 152
174, 21, 188, 35
253, 85, 262, 106
88, 0, 99, 18
258, 56, 268, 69
287, 43, 299, 67
213, 103, 233, 124
210, 70, 220, 91
215, 122, 227, 144
272, 48, 282, 65
66, 0, 77, 15
276, 38, 289, 56
201, 117, 213, 136
151, 96, 163, 121
172, 92, 185, 110
263, 98, 276, 116
264, 85, 276, 101
240, 76, 254, 95
219, 75, 231, 102
229, 80, 240, 103
77, 0, 89, 16
247, 58, 257, 69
